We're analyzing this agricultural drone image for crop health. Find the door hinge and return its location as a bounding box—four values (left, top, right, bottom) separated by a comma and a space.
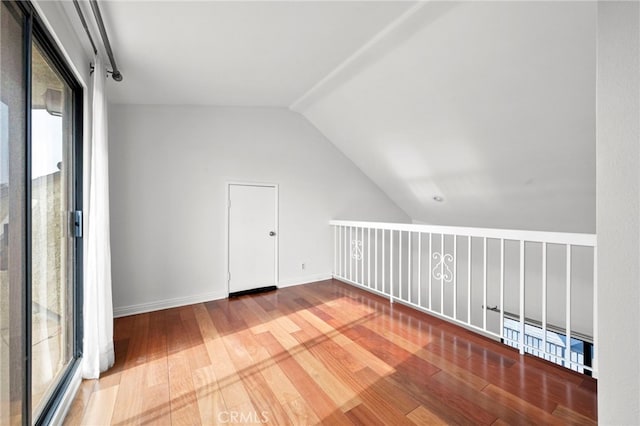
72, 210, 83, 238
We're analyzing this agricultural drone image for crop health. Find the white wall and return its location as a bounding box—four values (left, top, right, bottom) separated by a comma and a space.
108, 105, 409, 315
596, 1, 640, 423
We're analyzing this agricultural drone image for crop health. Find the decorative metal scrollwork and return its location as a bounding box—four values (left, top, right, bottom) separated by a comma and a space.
432, 252, 453, 282
351, 240, 362, 260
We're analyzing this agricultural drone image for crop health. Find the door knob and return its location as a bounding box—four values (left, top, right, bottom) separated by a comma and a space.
269, 231, 276, 236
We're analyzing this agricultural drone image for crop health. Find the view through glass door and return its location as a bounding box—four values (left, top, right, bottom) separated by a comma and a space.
30, 39, 75, 419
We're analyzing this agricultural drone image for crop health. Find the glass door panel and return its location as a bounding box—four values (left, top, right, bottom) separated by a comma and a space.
1, 2, 81, 423
0, 2, 26, 424
30, 41, 74, 419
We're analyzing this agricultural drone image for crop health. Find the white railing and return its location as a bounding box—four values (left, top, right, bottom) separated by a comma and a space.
330, 220, 598, 377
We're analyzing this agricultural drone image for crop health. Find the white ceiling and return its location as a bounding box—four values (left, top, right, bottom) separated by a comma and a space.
65, 1, 596, 233
298, 1, 596, 233
90, 1, 414, 105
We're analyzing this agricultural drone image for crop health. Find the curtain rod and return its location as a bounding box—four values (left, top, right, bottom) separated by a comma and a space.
89, 0, 122, 81
72, 0, 97, 55
73, 0, 123, 82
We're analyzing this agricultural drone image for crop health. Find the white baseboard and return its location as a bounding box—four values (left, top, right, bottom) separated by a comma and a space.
113, 275, 333, 318
49, 363, 82, 425
277, 273, 333, 288
113, 291, 227, 318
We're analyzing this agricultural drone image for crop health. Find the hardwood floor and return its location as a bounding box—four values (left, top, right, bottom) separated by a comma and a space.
64, 279, 597, 425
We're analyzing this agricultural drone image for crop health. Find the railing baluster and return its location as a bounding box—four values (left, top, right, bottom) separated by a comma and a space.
408, 232, 412, 304
390, 230, 394, 303
344, 226, 347, 278
468, 236, 471, 324
542, 242, 547, 362
375, 229, 378, 292
519, 240, 525, 355
338, 226, 341, 277
361, 227, 364, 285
500, 238, 505, 340
340, 226, 347, 278
342, 226, 346, 278
354, 227, 358, 283
440, 234, 444, 314
483, 237, 488, 331
354, 226, 357, 282
349, 227, 353, 281
382, 230, 386, 295
429, 233, 433, 311
418, 233, 422, 308
593, 245, 598, 378
399, 231, 403, 301
453, 235, 457, 320
333, 226, 338, 276
368, 228, 371, 288
565, 245, 572, 369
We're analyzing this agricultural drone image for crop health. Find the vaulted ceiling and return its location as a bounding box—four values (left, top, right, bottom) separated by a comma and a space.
296, 1, 596, 233
67, 1, 596, 233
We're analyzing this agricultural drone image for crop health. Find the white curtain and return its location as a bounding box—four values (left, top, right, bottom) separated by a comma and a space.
82, 56, 114, 379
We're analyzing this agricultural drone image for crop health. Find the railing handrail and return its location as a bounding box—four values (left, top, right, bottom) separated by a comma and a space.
329, 220, 596, 247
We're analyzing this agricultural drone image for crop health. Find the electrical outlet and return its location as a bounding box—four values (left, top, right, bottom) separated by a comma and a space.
301, 262, 306, 270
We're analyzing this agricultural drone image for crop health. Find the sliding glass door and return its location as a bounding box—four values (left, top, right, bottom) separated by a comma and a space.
1, 1, 83, 424
30, 38, 76, 420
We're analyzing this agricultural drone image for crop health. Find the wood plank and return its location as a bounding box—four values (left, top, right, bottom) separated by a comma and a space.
291, 328, 414, 425
235, 367, 292, 426
406, 405, 447, 425
552, 404, 598, 425
345, 403, 386, 426
79, 384, 119, 426
386, 370, 498, 425
355, 367, 420, 415
62, 380, 96, 425
429, 370, 541, 425
282, 397, 321, 425
234, 325, 301, 405
482, 384, 564, 425
109, 364, 148, 424
204, 336, 255, 411
284, 298, 394, 375
168, 355, 201, 426
287, 337, 362, 412
193, 365, 226, 425
360, 313, 488, 391
221, 329, 292, 425
180, 314, 211, 372
140, 383, 172, 425
253, 331, 353, 425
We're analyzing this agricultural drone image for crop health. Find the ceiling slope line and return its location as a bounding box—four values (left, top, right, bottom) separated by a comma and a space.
289, 1, 426, 113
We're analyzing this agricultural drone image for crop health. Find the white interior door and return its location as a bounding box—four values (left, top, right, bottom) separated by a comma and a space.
228, 184, 277, 294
